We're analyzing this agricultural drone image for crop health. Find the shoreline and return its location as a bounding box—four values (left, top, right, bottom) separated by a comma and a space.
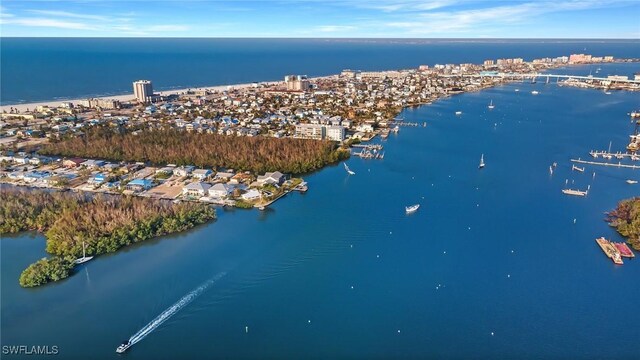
0, 81, 279, 113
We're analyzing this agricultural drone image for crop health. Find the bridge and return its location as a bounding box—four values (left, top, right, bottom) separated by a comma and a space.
444, 73, 640, 85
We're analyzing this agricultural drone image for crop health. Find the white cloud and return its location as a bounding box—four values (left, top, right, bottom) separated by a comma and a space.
3, 17, 94, 30
316, 25, 356, 32
27, 10, 110, 22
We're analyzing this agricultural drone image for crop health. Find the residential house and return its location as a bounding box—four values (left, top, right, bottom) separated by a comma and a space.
63, 158, 85, 168
208, 183, 232, 198
182, 182, 211, 197
174, 165, 195, 177
241, 189, 261, 201
257, 171, 285, 186
192, 169, 213, 180
126, 179, 153, 192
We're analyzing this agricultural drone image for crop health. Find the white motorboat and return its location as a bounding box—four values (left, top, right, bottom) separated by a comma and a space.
344, 163, 355, 175
116, 340, 131, 353
405, 204, 420, 213
478, 154, 485, 169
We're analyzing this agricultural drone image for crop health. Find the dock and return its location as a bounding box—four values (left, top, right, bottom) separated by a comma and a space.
589, 150, 639, 160
595, 237, 624, 265
571, 158, 640, 170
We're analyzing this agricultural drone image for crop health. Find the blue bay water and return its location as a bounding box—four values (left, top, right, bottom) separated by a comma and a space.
1, 38, 639, 105
2, 41, 640, 359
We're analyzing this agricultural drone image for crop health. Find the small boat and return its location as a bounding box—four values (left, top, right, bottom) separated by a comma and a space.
478, 154, 485, 169
74, 241, 93, 265
405, 204, 420, 214
626, 179, 638, 184
604, 91, 612, 95
571, 164, 585, 172
344, 163, 355, 175
488, 100, 495, 109
562, 185, 590, 197
116, 340, 131, 353
549, 166, 553, 175
258, 206, 265, 211
455, 111, 462, 116
514, 89, 520, 92
531, 90, 539, 95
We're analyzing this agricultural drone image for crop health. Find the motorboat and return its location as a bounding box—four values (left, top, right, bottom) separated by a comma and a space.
405, 204, 420, 214
116, 340, 131, 354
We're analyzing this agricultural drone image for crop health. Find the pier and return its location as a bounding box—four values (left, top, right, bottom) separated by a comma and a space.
589, 150, 639, 160
571, 158, 640, 169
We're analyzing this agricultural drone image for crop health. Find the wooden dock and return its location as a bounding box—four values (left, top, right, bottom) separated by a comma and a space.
571, 158, 640, 170
595, 237, 624, 265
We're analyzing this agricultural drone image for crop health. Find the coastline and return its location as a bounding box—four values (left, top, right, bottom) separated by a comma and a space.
0, 81, 275, 113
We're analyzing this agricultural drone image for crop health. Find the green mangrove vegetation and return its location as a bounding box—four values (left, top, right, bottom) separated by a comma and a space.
1, 189, 216, 287
606, 197, 640, 250
40, 126, 350, 174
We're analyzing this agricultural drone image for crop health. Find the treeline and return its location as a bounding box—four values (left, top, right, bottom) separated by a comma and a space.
606, 197, 640, 250
40, 126, 350, 174
1, 189, 216, 287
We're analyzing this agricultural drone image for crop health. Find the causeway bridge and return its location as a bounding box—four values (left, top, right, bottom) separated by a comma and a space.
444, 73, 640, 85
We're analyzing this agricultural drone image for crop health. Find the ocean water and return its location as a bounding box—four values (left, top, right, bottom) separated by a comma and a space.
2, 60, 640, 359
1, 38, 639, 105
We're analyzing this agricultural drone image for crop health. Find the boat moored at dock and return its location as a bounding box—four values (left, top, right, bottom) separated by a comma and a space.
595, 237, 624, 265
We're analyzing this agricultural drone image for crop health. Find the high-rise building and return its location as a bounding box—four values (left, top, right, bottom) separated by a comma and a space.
133, 80, 153, 103
284, 75, 310, 91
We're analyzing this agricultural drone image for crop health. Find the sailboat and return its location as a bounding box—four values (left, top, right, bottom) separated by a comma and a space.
488, 100, 495, 109
74, 241, 93, 265
344, 163, 355, 175
478, 154, 485, 169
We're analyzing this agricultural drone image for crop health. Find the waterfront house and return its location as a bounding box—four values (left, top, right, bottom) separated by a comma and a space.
256, 171, 285, 186
208, 183, 233, 198
182, 182, 211, 197
241, 189, 261, 201
126, 179, 153, 192
192, 169, 213, 180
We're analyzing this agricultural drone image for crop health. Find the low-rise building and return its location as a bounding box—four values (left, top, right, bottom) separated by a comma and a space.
182, 182, 211, 197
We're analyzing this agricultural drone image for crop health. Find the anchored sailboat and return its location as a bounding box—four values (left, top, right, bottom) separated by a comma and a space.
74, 241, 93, 265
344, 163, 355, 175
488, 100, 495, 109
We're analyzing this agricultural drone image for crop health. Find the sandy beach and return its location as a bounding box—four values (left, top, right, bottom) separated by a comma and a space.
0, 82, 266, 113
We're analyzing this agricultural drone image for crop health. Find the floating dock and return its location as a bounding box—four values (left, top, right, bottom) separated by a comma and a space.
571, 158, 640, 170
595, 237, 624, 265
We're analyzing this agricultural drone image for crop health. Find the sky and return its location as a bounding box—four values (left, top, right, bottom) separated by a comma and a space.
0, 0, 639, 38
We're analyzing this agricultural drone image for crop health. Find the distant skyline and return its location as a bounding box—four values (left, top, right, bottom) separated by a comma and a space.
1, 0, 639, 38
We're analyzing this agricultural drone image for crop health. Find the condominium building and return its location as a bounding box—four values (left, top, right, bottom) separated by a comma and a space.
133, 80, 153, 103
285, 75, 310, 91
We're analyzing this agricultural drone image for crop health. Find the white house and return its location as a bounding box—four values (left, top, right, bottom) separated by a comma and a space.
192, 169, 213, 180
208, 183, 232, 198
241, 189, 261, 201
256, 171, 285, 186
174, 165, 195, 177
182, 182, 211, 197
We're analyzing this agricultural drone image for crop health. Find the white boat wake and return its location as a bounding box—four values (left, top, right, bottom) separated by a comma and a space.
127, 272, 226, 347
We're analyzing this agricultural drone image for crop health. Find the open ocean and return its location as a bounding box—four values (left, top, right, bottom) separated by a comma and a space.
1, 38, 639, 105
2, 39, 640, 359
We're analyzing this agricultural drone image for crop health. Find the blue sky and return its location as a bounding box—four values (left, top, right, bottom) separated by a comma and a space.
1, 1, 639, 38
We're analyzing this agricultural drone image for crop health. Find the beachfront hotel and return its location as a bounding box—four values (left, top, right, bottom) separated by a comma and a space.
133, 80, 153, 103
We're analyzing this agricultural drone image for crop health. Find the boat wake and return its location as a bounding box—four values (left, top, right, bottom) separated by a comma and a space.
126, 272, 226, 347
